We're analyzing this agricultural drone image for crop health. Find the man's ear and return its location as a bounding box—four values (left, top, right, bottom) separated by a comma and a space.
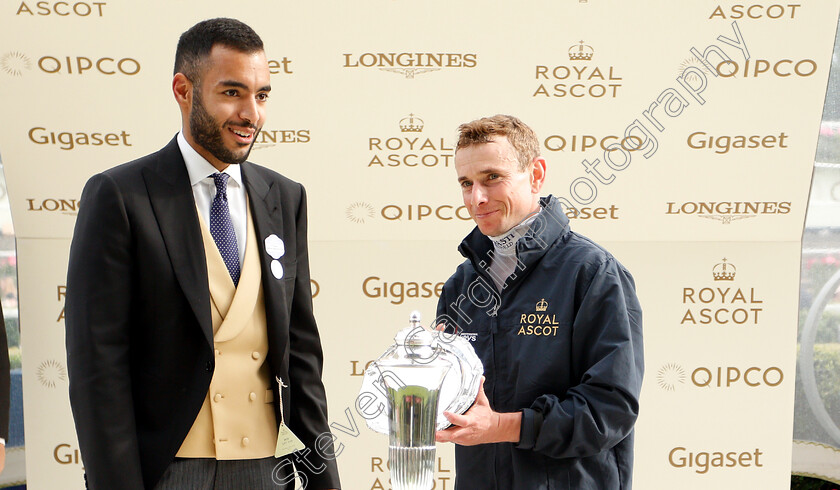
172, 73, 192, 110
530, 157, 547, 193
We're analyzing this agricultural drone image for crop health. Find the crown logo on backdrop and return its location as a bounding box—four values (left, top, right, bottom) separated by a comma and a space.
399, 114, 424, 133
568, 41, 594, 61
712, 258, 736, 281
536, 298, 548, 312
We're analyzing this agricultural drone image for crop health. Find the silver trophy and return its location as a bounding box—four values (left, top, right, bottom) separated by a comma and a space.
360, 312, 483, 490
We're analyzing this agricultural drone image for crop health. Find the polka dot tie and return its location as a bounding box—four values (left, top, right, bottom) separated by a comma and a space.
210, 173, 240, 286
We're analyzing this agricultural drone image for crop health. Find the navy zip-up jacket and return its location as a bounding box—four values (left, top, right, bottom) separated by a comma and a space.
436, 196, 644, 489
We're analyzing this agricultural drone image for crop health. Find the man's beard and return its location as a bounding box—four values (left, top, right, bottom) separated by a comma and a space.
189, 91, 260, 165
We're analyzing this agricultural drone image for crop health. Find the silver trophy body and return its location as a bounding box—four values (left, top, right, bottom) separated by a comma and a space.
363, 312, 483, 490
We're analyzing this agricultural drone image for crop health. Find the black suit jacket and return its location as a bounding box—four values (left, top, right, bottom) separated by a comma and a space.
65, 137, 340, 489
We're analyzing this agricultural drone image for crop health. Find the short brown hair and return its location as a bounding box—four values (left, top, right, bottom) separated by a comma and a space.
456, 114, 540, 171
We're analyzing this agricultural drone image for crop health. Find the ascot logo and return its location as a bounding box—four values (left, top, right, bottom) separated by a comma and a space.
709, 4, 802, 20
1, 51, 32, 76
681, 259, 763, 326
569, 41, 594, 61
16, 1, 107, 16
665, 201, 791, 224
342, 52, 478, 79
367, 114, 455, 169
713, 258, 736, 281
534, 40, 623, 98
37, 359, 67, 388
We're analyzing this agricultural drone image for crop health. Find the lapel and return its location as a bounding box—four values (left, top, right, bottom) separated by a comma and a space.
141, 137, 213, 346
240, 162, 285, 330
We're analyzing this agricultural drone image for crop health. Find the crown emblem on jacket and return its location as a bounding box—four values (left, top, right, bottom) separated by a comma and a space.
569, 41, 594, 61
399, 113, 424, 132
536, 298, 549, 312
712, 258, 736, 281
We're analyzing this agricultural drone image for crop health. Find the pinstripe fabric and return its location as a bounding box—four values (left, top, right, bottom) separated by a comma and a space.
154, 457, 286, 489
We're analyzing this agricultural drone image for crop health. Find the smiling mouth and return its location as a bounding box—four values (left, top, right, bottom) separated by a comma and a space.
229, 127, 255, 144
474, 210, 498, 219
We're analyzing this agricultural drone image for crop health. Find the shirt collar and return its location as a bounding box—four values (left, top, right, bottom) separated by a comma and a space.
177, 131, 243, 188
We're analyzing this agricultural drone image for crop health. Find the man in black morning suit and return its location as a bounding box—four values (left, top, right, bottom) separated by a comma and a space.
65, 18, 340, 490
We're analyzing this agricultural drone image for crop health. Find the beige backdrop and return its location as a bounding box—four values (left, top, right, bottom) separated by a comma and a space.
0, 1, 837, 488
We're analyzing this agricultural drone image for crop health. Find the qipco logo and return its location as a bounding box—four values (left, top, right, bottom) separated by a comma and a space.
37, 55, 140, 75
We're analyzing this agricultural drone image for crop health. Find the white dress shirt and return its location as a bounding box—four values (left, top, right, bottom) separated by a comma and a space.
177, 131, 247, 266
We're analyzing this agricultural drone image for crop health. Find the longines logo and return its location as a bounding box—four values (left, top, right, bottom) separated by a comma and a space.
681, 259, 763, 326
367, 114, 454, 168
17, 1, 107, 16
27, 198, 79, 215
517, 299, 561, 336
534, 41, 623, 98
37, 359, 67, 388
28, 126, 132, 150
665, 201, 791, 224
709, 4, 801, 20
669, 446, 764, 474
1, 51, 31, 76
251, 129, 310, 150
657, 363, 783, 390
345, 202, 471, 223
342, 52, 478, 79
687, 131, 789, 153
362, 276, 444, 305
2, 51, 140, 76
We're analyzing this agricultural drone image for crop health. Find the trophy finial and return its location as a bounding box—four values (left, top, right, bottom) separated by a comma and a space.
409, 311, 422, 326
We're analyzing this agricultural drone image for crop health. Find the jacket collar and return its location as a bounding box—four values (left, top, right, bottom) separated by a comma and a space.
458, 195, 570, 278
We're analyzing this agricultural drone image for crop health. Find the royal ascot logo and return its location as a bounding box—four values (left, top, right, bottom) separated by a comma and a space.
345, 201, 471, 223
709, 4, 802, 20
657, 364, 783, 391
1, 51, 32, 76
251, 129, 310, 150
665, 201, 791, 224
687, 131, 790, 154
668, 446, 765, 474
342, 52, 478, 79
27, 198, 79, 215
362, 276, 444, 305
568, 41, 594, 61
16, 1, 107, 16
28, 127, 132, 150
367, 114, 455, 169
713, 258, 736, 281
37, 359, 68, 388
681, 258, 763, 326
2, 52, 140, 76
517, 299, 561, 336
534, 41, 623, 98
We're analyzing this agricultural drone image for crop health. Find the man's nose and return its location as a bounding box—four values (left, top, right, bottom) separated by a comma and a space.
239, 97, 259, 125
471, 184, 488, 207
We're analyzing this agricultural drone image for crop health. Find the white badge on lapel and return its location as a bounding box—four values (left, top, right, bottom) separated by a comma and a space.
264, 234, 285, 279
